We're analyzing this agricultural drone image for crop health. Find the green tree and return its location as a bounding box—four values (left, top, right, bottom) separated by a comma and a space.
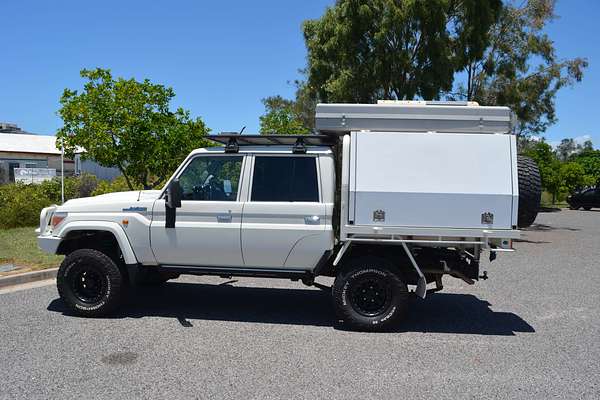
259, 95, 311, 135
572, 147, 600, 187
522, 140, 562, 203
293, 80, 318, 131
302, 0, 502, 103
523, 138, 599, 203
560, 162, 587, 194
453, 0, 588, 136
555, 138, 578, 161
57, 68, 210, 190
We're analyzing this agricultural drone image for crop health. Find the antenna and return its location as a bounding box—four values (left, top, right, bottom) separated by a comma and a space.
239, 126, 246, 135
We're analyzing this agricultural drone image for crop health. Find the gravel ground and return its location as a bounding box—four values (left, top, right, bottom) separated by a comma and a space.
1, 209, 599, 399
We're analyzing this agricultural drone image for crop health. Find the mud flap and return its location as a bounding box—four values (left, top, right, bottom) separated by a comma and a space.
416, 276, 427, 299
401, 242, 427, 299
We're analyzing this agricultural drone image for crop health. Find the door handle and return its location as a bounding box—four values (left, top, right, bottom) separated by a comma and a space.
304, 215, 320, 225
217, 213, 232, 223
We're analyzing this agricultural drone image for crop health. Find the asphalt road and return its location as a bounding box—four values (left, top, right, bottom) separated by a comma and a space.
1, 209, 599, 399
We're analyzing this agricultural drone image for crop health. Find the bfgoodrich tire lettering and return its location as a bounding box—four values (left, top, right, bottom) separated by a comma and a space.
333, 257, 408, 331
57, 248, 125, 317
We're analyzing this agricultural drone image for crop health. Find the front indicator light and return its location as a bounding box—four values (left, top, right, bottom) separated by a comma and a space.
51, 213, 67, 230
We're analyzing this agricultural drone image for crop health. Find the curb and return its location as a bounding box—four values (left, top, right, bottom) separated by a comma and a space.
0, 268, 58, 289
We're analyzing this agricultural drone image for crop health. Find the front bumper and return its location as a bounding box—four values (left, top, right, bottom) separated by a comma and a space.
37, 235, 61, 254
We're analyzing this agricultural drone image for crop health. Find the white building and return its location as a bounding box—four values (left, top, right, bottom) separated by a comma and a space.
0, 124, 120, 184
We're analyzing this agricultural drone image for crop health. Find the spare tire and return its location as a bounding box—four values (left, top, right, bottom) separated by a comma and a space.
517, 155, 542, 228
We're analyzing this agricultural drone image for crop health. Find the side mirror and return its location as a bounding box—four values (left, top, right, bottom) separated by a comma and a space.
166, 179, 182, 209
165, 179, 182, 228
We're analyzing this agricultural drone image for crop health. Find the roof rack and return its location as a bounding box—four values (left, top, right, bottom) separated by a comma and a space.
207, 134, 337, 153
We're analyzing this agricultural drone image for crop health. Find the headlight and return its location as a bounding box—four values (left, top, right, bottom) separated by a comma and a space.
39, 206, 57, 235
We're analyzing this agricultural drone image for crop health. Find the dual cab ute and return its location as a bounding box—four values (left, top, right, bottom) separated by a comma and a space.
37, 101, 541, 331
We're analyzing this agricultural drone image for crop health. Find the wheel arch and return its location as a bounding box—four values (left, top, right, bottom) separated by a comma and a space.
55, 221, 138, 265
335, 244, 415, 281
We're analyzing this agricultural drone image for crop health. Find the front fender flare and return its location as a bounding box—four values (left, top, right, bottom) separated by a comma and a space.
55, 221, 138, 265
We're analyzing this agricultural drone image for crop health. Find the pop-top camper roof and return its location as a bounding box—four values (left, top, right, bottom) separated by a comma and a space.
315, 101, 514, 135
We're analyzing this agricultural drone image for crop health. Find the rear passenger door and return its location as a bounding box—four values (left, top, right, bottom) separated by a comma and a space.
241, 155, 330, 269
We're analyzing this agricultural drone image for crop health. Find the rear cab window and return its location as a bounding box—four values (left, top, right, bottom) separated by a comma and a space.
251, 156, 319, 202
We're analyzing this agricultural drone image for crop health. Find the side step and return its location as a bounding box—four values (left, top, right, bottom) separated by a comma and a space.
159, 265, 313, 280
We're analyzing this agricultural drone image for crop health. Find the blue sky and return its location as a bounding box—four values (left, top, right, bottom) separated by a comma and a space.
1, 0, 598, 147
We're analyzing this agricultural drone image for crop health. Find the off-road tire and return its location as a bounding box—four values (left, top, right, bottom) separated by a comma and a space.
517, 155, 542, 228
57, 248, 125, 317
333, 257, 408, 331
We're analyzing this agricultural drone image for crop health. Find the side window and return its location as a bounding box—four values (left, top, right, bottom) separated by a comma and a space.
251, 156, 319, 202
178, 156, 242, 201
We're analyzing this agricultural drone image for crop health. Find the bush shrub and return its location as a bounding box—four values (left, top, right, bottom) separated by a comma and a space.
13, 173, 100, 206
0, 183, 54, 228
92, 175, 140, 196
0, 174, 129, 229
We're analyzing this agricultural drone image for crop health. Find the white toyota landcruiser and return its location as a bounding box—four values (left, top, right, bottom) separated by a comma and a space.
37, 101, 541, 331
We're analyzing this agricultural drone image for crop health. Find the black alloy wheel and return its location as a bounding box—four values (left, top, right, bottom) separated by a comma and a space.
348, 275, 393, 317
69, 266, 108, 304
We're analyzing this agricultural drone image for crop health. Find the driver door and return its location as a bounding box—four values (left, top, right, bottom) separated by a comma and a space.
150, 154, 245, 267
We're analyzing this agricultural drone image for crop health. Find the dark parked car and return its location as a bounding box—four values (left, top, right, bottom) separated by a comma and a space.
567, 187, 600, 210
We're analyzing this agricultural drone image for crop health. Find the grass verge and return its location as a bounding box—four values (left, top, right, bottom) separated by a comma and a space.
0, 227, 63, 274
